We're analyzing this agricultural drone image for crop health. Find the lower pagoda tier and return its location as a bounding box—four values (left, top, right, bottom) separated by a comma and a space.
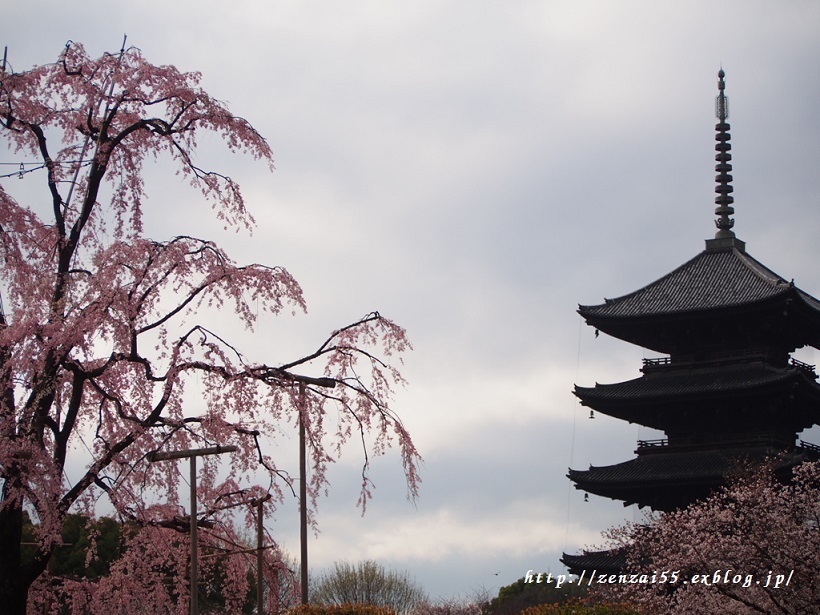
568, 443, 819, 511
561, 549, 628, 577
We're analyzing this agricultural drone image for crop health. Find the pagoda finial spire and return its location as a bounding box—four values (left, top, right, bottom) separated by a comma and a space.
706, 68, 744, 252
713, 68, 735, 238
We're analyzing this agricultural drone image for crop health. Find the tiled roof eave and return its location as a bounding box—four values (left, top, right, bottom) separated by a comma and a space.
577, 249, 820, 320
561, 550, 628, 575
568, 448, 809, 487
574, 366, 820, 402
579, 287, 796, 322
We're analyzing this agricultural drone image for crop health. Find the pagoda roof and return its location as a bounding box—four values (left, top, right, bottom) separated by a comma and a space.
561, 549, 628, 576
576, 360, 820, 403
571, 449, 734, 487
578, 247, 820, 352
580, 247, 820, 318
568, 446, 815, 509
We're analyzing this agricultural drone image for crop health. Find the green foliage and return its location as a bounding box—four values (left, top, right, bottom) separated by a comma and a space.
289, 603, 397, 615
55, 515, 123, 579
22, 513, 124, 579
485, 575, 588, 615
22, 513, 267, 613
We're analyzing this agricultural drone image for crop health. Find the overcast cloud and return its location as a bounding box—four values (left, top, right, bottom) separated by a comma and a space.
4, 0, 820, 601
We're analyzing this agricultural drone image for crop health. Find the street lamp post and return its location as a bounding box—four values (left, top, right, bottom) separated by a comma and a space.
148, 445, 237, 615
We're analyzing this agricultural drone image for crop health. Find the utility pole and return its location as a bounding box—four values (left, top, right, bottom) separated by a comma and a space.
299, 382, 308, 605
148, 445, 237, 615
295, 377, 336, 605
258, 497, 264, 614
249, 493, 272, 615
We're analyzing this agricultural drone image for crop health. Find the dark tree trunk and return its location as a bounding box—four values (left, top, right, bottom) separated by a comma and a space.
0, 493, 28, 615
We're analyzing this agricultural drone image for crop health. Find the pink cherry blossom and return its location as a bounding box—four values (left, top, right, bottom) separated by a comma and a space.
594, 461, 819, 614
0, 41, 420, 613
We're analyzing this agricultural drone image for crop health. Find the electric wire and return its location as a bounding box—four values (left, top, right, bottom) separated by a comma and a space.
564, 313, 584, 551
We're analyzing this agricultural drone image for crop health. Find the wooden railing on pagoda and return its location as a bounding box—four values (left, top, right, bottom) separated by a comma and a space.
635, 433, 820, 454
640, 353, 816, 377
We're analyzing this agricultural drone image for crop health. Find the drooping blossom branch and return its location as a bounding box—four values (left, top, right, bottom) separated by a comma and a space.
0, 41, 419, 614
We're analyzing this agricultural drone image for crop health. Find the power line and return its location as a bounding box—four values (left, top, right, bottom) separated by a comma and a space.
0, 163, 44, 179
0, 160, 91, 165
0, 160, 94, 180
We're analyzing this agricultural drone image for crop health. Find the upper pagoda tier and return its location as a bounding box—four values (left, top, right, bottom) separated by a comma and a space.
580, 69, 820, 356
578, 246, 820, 356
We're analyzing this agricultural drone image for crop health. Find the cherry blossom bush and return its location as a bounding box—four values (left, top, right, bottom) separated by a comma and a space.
288, 604, 397, 615
519, 600, 639, 615
409, 599, 484, 615
596, 461, 820, 614
0, 41, 420, 614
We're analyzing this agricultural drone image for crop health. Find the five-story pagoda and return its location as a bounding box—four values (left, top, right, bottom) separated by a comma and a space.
563, 71, 820, 573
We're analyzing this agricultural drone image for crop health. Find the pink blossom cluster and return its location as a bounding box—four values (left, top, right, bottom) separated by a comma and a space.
0, 41, 419, 613
597, 461, 819, 614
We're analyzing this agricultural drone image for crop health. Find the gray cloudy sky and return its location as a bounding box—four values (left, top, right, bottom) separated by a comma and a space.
4, 0, 820, 601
